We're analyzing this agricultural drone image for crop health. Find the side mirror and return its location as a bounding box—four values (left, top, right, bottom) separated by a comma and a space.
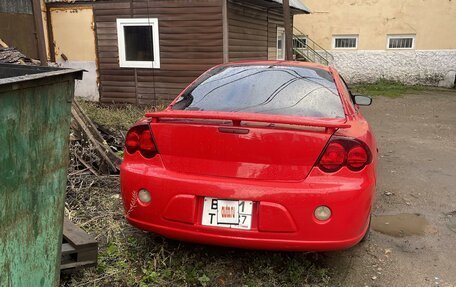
354, 95, 372, 106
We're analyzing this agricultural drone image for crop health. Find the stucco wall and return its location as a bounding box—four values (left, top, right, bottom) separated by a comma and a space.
50, 7, 96, 61
331, 50, 456, 85
294, 0, 456, 85
294, 0, 456, 51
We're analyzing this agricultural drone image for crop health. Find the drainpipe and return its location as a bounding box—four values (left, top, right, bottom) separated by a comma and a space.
31, 0, 48, 66
283, 0, 293, 61
222, 0, 229, 63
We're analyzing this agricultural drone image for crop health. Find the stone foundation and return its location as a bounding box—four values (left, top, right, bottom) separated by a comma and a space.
330, 50, 456, 86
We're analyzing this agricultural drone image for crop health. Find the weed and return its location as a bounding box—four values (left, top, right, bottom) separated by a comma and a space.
351, 79, 423, 98
76, 100, 166, 131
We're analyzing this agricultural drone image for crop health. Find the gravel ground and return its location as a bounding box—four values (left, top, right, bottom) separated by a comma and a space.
324, 88, 456, 287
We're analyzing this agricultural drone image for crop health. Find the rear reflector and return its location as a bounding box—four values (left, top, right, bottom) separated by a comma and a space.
318, 137, 371, 172
314, 206, 332, 221
125, 124, 157, 158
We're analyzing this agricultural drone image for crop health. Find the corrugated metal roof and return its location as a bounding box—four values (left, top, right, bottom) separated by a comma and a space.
44, 0, 310, 13
270, 0, 311, 13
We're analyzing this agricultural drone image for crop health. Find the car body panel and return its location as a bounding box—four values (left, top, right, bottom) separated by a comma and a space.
120, 61, 378, 251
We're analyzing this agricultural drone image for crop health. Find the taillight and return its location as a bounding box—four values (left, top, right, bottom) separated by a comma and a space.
125, 125, 157, 158
347, 146, 368, 170
319, 142, 346, 172
318, 137, 371, 172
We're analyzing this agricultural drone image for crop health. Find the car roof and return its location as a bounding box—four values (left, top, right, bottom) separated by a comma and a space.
221, 60, 331, 72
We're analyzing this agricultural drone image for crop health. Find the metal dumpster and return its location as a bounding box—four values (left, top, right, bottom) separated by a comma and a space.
0, 64, 83, 287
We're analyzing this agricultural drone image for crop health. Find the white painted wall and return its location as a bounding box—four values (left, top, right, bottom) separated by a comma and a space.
57, 60, 99, 101
330, 50, 456, 85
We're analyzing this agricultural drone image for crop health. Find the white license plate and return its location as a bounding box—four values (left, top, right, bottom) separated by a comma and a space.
202, 197, 253, 230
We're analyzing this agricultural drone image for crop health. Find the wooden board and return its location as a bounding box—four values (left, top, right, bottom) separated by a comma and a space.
60, 217, 98, 272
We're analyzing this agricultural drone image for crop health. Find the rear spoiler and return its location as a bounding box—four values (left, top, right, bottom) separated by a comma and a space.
145, 110, 351, 131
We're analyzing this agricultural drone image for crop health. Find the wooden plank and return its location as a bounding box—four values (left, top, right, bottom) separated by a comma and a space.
229, 51, 268, 58
97, 69, 135, 76
101, 86, 136, 93
229, 38, 267, 47
96, 34, 118, 40
229, 32, 267, 41
94, 2, 131, 10
160, 51, 222, 59
140, 70, 203, 77
160, 39, 223, 47
61, 243, 76, 256
229, 25, 267, 36
229, 45, 268, 51
229, 19, 267, 31
61, 260, 97, 271
131, 1, 221, 8
156, 46, 222, 53
101, 79, 136, 86
60, 217, 98, 272
97, 46, 118, 52
160, 58, 221, 64
71, 102, 122, 171
93, 8, 132, 16
130, 12, 222, 21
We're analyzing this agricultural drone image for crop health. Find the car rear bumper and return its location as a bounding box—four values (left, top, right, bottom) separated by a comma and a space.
126, 216, 368, 251
120, 156, 376, 251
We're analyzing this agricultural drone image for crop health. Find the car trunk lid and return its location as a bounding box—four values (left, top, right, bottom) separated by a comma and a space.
148, 111, 349, 181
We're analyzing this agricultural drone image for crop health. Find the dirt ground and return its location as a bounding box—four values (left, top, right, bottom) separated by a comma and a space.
62, 88, 456, 287
324, 88, 456, 287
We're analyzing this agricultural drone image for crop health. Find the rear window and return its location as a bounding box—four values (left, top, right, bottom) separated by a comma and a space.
172, 65, 345, 118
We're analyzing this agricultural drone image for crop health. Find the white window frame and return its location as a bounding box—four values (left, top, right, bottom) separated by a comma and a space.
276, 26, 285, 60
332, 35, 359, 49
293, 35, 308, 49
116, 18, 160, 69
387, 34, 416, 50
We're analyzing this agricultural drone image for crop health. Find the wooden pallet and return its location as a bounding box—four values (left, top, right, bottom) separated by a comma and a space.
61, 217, 98, 272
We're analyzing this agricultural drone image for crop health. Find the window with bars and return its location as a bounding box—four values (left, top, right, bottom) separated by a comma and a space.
387, 35, 415, 49
333, 36, 358, 49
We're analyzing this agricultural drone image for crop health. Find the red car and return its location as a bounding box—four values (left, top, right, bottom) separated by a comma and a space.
120, 61, 377, 251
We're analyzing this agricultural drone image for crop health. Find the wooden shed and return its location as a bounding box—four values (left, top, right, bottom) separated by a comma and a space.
90, 0, 309, 105
0, 0, 41, 60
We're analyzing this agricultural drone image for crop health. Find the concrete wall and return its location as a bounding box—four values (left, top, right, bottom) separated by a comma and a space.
295, 0, 456, 85
331, 50, 456, 85
49, 6, 99, 101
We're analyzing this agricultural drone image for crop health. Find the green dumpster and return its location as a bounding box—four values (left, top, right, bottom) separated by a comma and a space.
0, 64, 83, 287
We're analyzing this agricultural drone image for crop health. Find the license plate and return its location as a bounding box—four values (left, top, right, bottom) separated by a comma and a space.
202, 197, 253, 230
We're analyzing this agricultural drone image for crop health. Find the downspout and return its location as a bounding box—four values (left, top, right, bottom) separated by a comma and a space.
282, 0, 293, 61
222, 0, 229, 63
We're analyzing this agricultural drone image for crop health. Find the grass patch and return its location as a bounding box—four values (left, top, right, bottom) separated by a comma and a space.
351, 79, 423, 98
77, 100, 165, 131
